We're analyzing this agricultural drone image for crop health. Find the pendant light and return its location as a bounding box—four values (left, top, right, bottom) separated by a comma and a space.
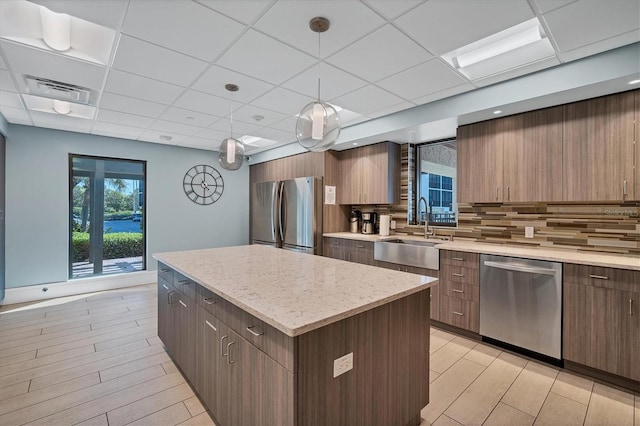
218, 83, 245, 171
296, 17, 341, 152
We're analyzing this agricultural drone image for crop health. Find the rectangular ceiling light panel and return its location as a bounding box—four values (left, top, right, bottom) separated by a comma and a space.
441, 18, 556, 80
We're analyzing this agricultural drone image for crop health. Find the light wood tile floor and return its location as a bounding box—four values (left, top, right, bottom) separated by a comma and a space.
1, 285, 638, 425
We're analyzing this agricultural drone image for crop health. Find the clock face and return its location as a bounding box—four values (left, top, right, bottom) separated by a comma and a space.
183, 165, 224, 205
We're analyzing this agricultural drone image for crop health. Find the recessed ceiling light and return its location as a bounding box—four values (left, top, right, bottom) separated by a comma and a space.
493, 110, 502, 114
629, 79, 640, 85
186, 116, 195, 120
252, 115, 265, 122
352, 142, 358, 146
159, 135, 173, 142
52, 100, 71, 115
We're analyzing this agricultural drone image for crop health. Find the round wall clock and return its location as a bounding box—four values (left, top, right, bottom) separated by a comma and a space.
183, 164, 224, 205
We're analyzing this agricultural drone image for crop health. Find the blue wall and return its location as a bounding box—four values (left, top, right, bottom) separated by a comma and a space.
5, 125, 249, 288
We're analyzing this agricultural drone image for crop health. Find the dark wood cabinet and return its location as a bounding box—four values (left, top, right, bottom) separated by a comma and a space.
157, 277, 176, 357
563, 264, 640, 382
438, 250, 479, 333
323, 237, 374, 265
337, 142, 400, 205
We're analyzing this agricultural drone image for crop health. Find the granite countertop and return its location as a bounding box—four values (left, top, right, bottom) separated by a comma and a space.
153, 245, 437, 337
323, 232, 639, 270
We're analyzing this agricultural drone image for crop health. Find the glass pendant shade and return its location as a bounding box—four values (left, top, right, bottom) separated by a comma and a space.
218, 137, 244, 171
296, 101, 341, 152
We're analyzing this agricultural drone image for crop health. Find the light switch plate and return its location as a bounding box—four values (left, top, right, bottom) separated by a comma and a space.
525, 226, 534, 239
390, 220, 396, 230
333, 352, 353, 378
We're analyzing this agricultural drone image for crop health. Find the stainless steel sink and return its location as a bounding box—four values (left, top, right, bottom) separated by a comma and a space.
374, 238, 439, 270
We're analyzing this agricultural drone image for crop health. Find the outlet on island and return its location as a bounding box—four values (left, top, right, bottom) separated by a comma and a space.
333, 352, 353, 378
525, 226, 534, 239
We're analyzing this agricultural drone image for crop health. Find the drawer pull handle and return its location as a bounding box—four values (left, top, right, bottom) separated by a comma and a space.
221, 336, 229, 356
246, 326, 264, 337
357, 244, 364, 248
452, 273, 464, 277
178, 279, 190, 285
227, 341, 236, 364
160, 268, 170, 272
205, 320, 217, 332
178, 300, 187, 308
162, 284, 169, 290
452, 289, 464, 293
589, 274, 609, 280
630, 298, 634, 316
452, 311, 464, 316
452, 257, 464, 261
203, 297, 216, 305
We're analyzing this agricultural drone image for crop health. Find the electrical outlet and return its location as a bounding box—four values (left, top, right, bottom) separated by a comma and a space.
333, 352, 353, 378
390, 220, 396, 230
525, 226, 534, 239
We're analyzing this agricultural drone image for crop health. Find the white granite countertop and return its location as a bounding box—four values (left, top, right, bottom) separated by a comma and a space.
153, 245, 437, 337
323, 232, 639, 270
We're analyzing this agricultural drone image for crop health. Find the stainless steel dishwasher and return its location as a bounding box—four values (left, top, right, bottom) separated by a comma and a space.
480, 254, 562, 360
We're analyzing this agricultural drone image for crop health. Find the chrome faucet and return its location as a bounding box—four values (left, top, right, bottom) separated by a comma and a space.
418, 197, 434, 238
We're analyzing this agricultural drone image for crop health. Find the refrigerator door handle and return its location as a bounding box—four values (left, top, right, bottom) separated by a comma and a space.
270, 182, 277, 242
277, 181, 285, 242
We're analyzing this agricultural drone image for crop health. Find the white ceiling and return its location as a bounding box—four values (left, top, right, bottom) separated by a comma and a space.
0, 0, 639, 155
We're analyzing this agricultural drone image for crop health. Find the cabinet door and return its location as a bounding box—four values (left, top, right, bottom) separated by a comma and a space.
457, 120, 504, 203
361, 143, 399, 204
323, 237, 344, 260
349, 240, 374, 265
502, 107, 563, 202
198, 308, 226, 425
562, 282, 591, 366
157, 279, 174, 353
563, 91, 635, 201
338, 149, 361, 204
176, 295, 196, 383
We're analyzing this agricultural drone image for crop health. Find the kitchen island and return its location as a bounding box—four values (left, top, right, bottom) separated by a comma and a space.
154, 245, 438, 426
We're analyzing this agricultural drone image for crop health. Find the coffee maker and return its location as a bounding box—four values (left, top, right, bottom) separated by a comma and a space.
361, 212, 378, 234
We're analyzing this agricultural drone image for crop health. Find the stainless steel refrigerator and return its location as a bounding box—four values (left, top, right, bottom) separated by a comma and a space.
251, 177, 322, 255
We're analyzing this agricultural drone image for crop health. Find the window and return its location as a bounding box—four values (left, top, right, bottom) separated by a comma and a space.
69, 155, 146, 278
415, 140, 457, 227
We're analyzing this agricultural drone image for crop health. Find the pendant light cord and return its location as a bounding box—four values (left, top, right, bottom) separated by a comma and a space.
317, 30, 321, 102
229, 91, 234, 138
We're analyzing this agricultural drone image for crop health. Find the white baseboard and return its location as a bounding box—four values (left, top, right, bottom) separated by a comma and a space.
1, 271, 157, 306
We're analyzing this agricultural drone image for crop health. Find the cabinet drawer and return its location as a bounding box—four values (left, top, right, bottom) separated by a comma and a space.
441, 280, 479, 302
564, 264, 640, 292
441, 265, 478, 286
197, 285, 224, 315
440, 295, 479, 333
158, 262, 173, 283
440, 250, 479, 269
173, 272, 197, 301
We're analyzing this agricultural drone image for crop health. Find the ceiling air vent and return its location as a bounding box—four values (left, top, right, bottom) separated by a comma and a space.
24, 75, 92, 104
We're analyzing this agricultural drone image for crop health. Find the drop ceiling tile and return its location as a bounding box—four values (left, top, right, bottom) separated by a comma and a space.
250, 126, 295, 143
112, 35, 208, 87
207, 118, 260, 136
363, 0, 426, 19
269, 116, 298, 132
30, 0, 128, 29
0, 40, 106, 92
191, 65, 274, 103
557, 30, 640, 63
99, 92, 167, 118
0, 53, 6, 69
232, 103, 288, 126
0, 90, 22, 108
251, 87, 314, 115
326, 24, 432, 82
395, 0, 534, 55
0, 105, 31, 123
174, 90, 232, 117
104, 69, 185, 105
194, 127, 231, 141
367, 101, 415, 119
149, 120, 201, 137
216, 29, 316, 85
254, 1, 385, 57
31, 111, 94, 132
139, 130, 187, 145
122, 1, 245, 62
411, 83, 475, 106
282, 62, 368, 100
160, 107, 220, 128
543, 0, 640, 53
91, 122, 145, 140
0, 69, 16, 91
530, 0, 577, 14
195, 0, 273, 25
376, 59, 468, 100
331, 84, 404, 115
96, 109, 155, 128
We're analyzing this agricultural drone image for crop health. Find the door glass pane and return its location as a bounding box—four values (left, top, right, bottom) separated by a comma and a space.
70, 155, 146, 279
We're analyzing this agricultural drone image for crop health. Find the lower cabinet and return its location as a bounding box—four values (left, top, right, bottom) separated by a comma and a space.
323, 237, 374, 265
437, 250, 479, 333
563, 264, 640, 382
157, 276, 178, 357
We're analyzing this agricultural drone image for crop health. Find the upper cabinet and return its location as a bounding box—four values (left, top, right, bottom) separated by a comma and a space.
563, 90, 636, 201
458, 89, 638, 203
337, 142, 400, 205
